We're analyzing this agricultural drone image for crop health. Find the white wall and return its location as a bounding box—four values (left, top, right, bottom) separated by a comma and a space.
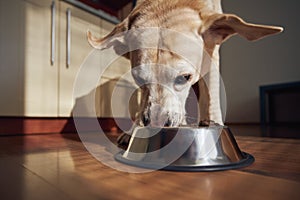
220, 0, 300, 123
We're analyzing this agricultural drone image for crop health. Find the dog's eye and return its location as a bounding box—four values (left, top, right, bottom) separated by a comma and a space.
174, 74, 192, 85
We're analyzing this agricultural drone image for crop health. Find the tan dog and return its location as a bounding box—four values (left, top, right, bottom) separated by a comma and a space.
87, 0, 282, 144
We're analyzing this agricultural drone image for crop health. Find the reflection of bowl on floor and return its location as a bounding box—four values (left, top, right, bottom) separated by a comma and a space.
115, 125, 254, 171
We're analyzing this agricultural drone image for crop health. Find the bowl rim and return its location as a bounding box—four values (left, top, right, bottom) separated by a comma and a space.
114, 151, 255, 172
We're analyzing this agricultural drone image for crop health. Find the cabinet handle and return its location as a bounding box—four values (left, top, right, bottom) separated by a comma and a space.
66, 8, 71, 67
51, 1, 56, 65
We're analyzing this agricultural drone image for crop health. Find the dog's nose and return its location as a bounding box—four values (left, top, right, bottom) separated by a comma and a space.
164, 118, 172, 127
142, 104, 178, 127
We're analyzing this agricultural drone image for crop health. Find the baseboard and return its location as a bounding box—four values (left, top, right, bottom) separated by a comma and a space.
225, 122, 300, 126
0, 117, 132, 136
225, 122, 261, 126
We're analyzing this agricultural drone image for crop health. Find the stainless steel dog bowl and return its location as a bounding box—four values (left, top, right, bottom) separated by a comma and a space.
115, 125, 254, 171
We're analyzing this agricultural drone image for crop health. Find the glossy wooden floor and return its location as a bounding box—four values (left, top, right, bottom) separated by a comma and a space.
0, 132, 299, 200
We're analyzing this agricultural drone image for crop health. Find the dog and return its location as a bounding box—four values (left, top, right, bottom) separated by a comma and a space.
87, 0, 282, 145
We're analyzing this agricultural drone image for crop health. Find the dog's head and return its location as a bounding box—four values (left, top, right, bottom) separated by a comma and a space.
88, 0, 282, 127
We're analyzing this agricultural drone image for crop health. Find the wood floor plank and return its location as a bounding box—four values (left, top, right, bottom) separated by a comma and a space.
0, 133, 299, 200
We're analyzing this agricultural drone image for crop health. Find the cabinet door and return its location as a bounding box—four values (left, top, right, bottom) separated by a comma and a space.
58, 1, 102, 117
59, 2, 136, 118
23, 0, 59, 116
0, 0, 25, 116
0, 0, 58, 116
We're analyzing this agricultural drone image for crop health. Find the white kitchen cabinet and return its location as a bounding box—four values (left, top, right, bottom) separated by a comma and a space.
0, 0, 25, 116
23, 0, 59, 116
0, 0, 58, 116
58, 1, 134, 117
0, 0, 135, 117
58, 1, 102, 116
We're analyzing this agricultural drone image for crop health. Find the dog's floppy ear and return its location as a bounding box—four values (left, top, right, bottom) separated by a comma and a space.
87, 19, 129, 58
201, 13, 283, 45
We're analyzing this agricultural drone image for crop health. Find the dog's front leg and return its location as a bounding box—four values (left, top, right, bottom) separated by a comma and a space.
199, 45, 224, 126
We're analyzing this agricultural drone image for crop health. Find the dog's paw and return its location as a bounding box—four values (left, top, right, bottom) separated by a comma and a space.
117, 133, 131, 147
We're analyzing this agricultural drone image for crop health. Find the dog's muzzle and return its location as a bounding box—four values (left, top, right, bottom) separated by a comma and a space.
141, 104, 183, 127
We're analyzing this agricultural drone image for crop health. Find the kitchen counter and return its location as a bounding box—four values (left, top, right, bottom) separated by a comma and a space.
0, 133, 299, 200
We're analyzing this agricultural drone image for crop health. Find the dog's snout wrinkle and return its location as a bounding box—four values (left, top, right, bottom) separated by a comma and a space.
144, 103, 183, 127
148, 104, 167, 127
